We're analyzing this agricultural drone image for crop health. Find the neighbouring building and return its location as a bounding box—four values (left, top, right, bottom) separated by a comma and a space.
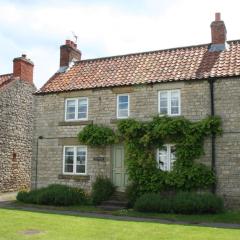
33, 13, 240, 207
0, 55, 35, 192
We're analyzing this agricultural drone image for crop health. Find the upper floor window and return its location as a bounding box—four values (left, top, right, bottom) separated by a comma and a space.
63, 146, 87, 175
158, 90, 181, 116
157, 144, 176, 171
117, 94, 129, 119
65, 97, 88, 121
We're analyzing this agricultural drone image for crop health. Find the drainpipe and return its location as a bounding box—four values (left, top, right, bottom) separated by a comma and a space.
209, 79, 216, 193
35, 136, 43, 189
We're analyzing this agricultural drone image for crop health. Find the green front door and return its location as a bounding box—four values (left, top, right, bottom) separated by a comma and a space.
112, 145, 128, 192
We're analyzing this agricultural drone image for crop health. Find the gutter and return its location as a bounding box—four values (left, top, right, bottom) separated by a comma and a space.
35, 136, 43, 189
209, 79, 216, 193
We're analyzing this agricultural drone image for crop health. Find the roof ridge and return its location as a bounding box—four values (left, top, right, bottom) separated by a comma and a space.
0, 73, 13, 77
76, 43, 210, 64
75, 39, 240, 64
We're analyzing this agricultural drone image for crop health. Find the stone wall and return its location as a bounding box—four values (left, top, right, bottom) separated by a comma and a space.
32, 77, 240, 207
32, 80, 212, 192
0, 79, 35, 192
214, 78, 240, 207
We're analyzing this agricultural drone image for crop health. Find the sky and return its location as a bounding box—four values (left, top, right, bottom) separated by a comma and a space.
1, 0, 240, 89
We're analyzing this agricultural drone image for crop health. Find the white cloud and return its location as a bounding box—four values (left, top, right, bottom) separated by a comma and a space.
0, 0, 240, 88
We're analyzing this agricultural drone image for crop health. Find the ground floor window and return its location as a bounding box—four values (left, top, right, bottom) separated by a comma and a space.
157, 144, 176, 171
63, 146, 87, 174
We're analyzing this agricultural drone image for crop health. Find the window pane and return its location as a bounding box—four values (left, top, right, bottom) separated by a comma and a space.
77, 156, 85, 165
119, 102, 128, 110
171, 91, 179, 99
118, 109, 128, 118
78, 112, 87, 119
76, 165, 85, 173
65, 155, 74, 164
65, 147, 74, 156
160, 107, 168, 115
78, 99, 87, 119
119, 95, 128, 103
65, 165, 73, 173
171, 91, 180, 115
171, 107, 179, 115
160, 99, 168, 107
65, 146, 74, 173
170, 146, 176, 170
79, 98, 87, 105
117, 95, 129, 118
77, 155, 86, 164
160, 92, 168, 100
66, 100, 76, 120
158, 146, 168, 171
159, 92, 168, 115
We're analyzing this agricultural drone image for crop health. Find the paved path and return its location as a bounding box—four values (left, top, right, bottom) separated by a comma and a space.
0, 203, 240, 229
0, 192, 17, 206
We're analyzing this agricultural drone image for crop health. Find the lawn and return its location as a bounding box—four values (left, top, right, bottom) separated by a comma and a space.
0, 209, 240, 240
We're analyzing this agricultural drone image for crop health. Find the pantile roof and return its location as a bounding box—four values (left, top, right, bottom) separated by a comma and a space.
37, 40, 240, 94
0, 74, 13, 89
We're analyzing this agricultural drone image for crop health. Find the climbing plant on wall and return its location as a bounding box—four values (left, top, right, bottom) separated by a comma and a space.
78, 116, 222, 194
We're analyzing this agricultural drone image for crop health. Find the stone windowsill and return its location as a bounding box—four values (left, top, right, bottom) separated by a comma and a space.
58, 120, 93, 126
58, 174, 90, 181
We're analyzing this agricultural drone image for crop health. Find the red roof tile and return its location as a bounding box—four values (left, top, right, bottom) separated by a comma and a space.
0, 73, 13, 89
37, 40, 240, 94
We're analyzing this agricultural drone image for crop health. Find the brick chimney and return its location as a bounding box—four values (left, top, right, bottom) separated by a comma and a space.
13, 54, 34, 84
209, 13, 227, 51
60, 40, 81, 69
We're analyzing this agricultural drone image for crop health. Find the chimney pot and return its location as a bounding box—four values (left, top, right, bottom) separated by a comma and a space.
215, 12, 221, 21
22, 54, 27, 58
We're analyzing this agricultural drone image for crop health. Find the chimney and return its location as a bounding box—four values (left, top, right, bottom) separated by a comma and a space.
13, 54, 34, 84
209, 12, 227, 51
60, 40, 81, 69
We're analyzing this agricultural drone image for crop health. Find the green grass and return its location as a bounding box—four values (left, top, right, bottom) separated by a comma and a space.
14, 201, 240, 224
0, 209, 240, 240
69, 205, 240, 225
114, 209, 240, 224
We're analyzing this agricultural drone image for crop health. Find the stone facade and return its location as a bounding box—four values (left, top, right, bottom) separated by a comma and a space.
32, 76, 240, 207
32, 81, 211, 190
0, 79, 35, 192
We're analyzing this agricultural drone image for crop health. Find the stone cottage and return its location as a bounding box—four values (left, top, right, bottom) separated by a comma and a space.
33, 13, 240, 207
0, 55, 35, 192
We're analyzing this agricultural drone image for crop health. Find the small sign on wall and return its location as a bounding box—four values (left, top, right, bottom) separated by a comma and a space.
93, 156, 105, 161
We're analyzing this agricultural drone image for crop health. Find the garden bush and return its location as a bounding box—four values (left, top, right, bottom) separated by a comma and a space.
125, 183, 141, 207
172, 192, 224, 214
134, 193, 172, 213
134, 192, 224, 214
17, 184, 87, 206
91, 176, 115, 205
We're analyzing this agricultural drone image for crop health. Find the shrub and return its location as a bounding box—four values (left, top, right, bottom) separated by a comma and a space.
134, 192, 224, 214
134, 193, 172, 213
91, 176, 115, 205
172, 192, 224, 214
125, 183, 141, 207
17, 184, 87, 206
78, 124, 116, 147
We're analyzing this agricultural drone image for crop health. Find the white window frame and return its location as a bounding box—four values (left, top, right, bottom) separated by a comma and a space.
65, 97, 88, 121
156, 144, 176, 171
158, 90, 181, 116
63, 146, 87, 175
117, 94, 130, 119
